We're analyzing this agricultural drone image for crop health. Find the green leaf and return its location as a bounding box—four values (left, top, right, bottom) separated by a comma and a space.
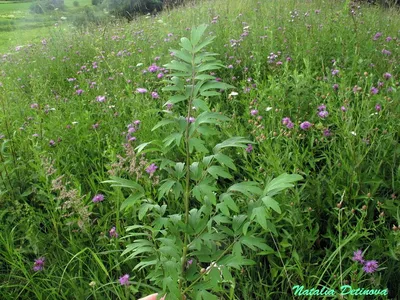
167, 94, 188, 104
194, 36, 216, 52
192, 98, 210, 111
102, 176, 144, 193
264, 173, 303, 196
200, 81, 235, 92
251, 207, 267, 230
169, 49, 192, 63
152, 119, 177, 131
214, 153, 236, 170
189, 138, 209, 153
207, 166, 232, 179
195, 74, 215, 80
261, 196, 281, 214
158, 179, 176, 201
220, 193, 239, 212
179, 37, 193, 52
213, 137, 253, 153
240, 235, 270, 251
190, 24, 208, 46
163, 132, 182, 147
227, 181, 263, 197
200, 91, 221, 97
165, 60, 191, 73
120, 192, 145, 211
138, 203, 153, 220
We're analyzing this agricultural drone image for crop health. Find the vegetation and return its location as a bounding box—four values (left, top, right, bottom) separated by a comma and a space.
0, 0, 399, 299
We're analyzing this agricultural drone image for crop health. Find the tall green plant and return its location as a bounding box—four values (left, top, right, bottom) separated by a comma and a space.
105, 24, 302, 299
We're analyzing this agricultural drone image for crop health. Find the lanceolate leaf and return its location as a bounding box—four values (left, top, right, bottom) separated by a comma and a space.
264, 173, 303, 196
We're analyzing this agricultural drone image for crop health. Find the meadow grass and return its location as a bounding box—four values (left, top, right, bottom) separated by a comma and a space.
0, 0, 399, 299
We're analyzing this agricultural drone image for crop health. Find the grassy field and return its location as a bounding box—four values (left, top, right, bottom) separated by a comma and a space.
0, 0, 399, 299
0, 0, 93, 52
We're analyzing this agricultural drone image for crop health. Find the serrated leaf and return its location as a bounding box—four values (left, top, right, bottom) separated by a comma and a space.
152, 119, 177, 131
169, 49, 192, 63
227, 181, 263, 197
180, 37, 193, 52
189, 138, 209, 153
163, 133, 182, 147
207, 166, 232, 179
214, 153, 236, 170
264, 173, 303, 196
213, 137, 253, 153
102, 176, 144, 193
120, 192, 145, 211
191, 24, 208, 46
167, 94, 188, 104
158, 179, 176, 201
220, 193, 239, 212
251, 207, 267, 230
261, 196, 281, 214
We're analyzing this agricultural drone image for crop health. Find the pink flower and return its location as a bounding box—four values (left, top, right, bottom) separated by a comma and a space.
119, 274, 130, 286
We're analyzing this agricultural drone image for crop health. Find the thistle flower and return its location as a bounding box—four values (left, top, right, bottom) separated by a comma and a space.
136, 88, 147, 93
109, 227, 118, 238
363, 260, 379, 273
300, 121, 312, 130
33, 257, 45, 271
92, 194, 105, 203
246, 144, 253, 153
352, 249, 364, 264
146, 163, 158, 175
119, 274, 130, 286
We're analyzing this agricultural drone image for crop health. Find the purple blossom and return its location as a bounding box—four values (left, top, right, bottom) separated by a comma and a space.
323, 129, 331, 137
317, 104, 326, 111
332, 84, 339, 91
318, 110, 329, 118
157, 73, 164, 79
352, 249, 364, 264
250, 109, 258, 116
76, 89, 84, 95
286, 121, 294, 129
341, 106, 347, 112
363, 260, 379, 273
109, 227, 118, 238
136, 88, 147, 93
186, 117, 195, 123
49, 140, 55, 146
300, 121, 312, 130
373, 32, 382, 40
370, 87, 379, 95
151, 92, 159, 99
331, 69, 339, 76
385, 36, 392, 42
383, 72, 392, 80
31, 103, 39, 109
33, 257, 45, 271
146, 163, 158, 175
375, 104, 381, 111
148, 64, 159, 72
119, 274, 130, 286
381, 49, 391, 56
96, 95, 106, 102
282, 117, 291, 125
246, 144, 253, 153
92, 194, 105, 203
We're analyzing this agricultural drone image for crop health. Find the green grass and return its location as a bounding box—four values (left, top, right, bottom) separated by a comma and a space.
0, 0, 399, 299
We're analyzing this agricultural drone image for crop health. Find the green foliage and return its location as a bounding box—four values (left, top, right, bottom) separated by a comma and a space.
111, 24, 302, 299
105, 0, 163, 20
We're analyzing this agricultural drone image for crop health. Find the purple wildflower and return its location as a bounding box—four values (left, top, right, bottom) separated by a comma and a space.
370, 87, 379, 95
151, 92, 159, 99
375, 104, 381, 111
385, 36, 392, 42
76, 89, 84, 95
331, 69, 339, 76
157, 73, 164, 79
136, 88, 147, 93
352, 249, 364, 264
282, 117, 291, 125
33, 257, 45, 271
363, 260, 379, 273
250, 109, 258, 116
119, 274, 130, 286
381, 49, 391, 56
323, 129, 331, 137
92, 194, 105, 203
341, 106, 347, 112
373, 32, 382, 40
286, 121, 294, 129
318, 110, 329, 118
246, 144, 253, 153
300, 121, 312, 130
383, 72, 392, 80
332, 84, 339, 91
31, 103, 39, 109
146, 163, 158, 175
186, 117, 195, 123
109, 227, 118, 238
317, 104, 326, 111
96, 95, 106, 102
49, 140, 55, 146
